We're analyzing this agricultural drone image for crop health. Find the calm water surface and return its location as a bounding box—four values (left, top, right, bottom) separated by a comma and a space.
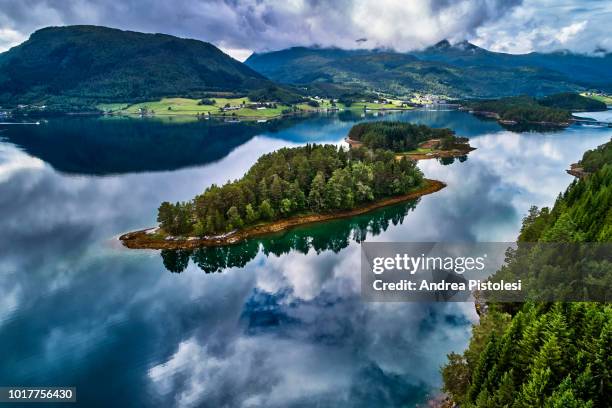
0, 110, 609, 407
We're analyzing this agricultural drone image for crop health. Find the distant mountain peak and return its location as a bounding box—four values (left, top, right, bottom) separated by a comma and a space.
454, 40, 480, 51
593, 46, 609, 56
427, 39, 481, 53
432, 39, 451, 50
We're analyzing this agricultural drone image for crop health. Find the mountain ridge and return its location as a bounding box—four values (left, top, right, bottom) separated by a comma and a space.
245, 41, 612, 97
0, 25, 275, 110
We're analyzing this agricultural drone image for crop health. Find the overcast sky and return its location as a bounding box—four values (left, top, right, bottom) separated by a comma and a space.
0, 0, 610, 61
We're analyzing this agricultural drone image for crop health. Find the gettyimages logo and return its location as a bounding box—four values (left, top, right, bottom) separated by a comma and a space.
371, 252, 487, 275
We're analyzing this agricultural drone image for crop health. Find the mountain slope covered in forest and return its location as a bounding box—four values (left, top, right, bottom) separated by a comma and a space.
441, 142, 612, 407
0, 25, 275, 110
245, 41, 612, 97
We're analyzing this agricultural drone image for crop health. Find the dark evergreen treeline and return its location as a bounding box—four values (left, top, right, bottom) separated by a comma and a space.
1, 116, 309, 175
539, 92, 607, 112
465, 95, 572, 124
441, 145, 612, 407
580, 138, 612, 173
443, 301, 610, 407
157, 144, 424, 236
160, 199, 419, 273
487, 165, 612, 303
517, 165, 611, 244
348, 121, 456, 152
247, 85, 306, 105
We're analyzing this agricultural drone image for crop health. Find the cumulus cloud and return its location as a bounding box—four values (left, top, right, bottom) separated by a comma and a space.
1, 0, 609, 58
0, 27, 25, 50
1, 0, 522, 59
472, 0, 612, 54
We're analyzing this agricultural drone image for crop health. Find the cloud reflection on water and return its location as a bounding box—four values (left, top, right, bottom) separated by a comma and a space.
0, 112, 610, 407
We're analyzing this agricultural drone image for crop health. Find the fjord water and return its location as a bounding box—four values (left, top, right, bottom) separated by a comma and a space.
0, 110, 609, 407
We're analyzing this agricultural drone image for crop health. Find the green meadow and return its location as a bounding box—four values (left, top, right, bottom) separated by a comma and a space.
99, 97, 351, 119
582, 93, 612, 105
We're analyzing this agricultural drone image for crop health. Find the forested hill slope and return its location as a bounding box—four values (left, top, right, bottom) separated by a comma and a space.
0, 25, 273, 110
441, 142, 612, 407
245, 42, 612, 97
414, 40, 612, 88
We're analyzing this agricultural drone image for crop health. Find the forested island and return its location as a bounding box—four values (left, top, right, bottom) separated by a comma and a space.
462, 93, 607, 127
346, 121, 474, 160
158, 199, 420, 273
441, 141, 611, 407
120, 144, 445, 248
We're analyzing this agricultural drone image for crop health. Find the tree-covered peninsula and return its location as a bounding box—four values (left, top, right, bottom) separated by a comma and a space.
539, 92, 607, 112
567, 138, 612, 178
348, 121, 454, 151
346, 121, 473, 159
578, 138, 612, 173
463, 95, 572, 125
441, 142, 612, 407
462, 93, 607, 127
121, 144, 444, 248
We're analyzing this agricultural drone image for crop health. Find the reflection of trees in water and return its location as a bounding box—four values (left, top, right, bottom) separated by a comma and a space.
500, 122, 565, 133
438, 155, 468, 166
2, 116, 311, 175
161, 249, 191, 273
160, 199, 419, 273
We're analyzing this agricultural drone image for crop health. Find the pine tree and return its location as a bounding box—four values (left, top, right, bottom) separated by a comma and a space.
532, 334, 564, 387
308, 171, 326, 211
441, 352, 470, 403
226, 206, 243, 230
258, 177, 268, 202
280, 198, 293, 215
592, 319, 611, 405
491, 369, 515, 407
259, 200, 274, 220
289, 180, 306, 210
324, 172, 343, 210
157, 201, 175, 232
193, 219, 206, 237
270, 175, 283, 206
517, 367, 552, 407
544, 376, 593, 408
467, 333, 499, 403
245, 203, 259, 224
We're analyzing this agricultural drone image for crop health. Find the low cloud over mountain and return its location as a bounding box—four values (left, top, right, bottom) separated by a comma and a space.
1, 0, 610, 60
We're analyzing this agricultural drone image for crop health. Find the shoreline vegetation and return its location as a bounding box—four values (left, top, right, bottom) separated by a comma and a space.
461, 93, 608, 128
566, 137, 612, 178
345, 121, 475, 160
120, 124, 461, 250
346, 137, 475, 161
97, 96, 417, 121
119, 179, 445, 249
440, 141, 612, 407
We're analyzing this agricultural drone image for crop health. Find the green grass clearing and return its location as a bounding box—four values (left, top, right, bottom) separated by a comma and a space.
582, 93, 612, 105
351, 101, 411, 110
109, 97, 292, 118
403, 147, 434, 154
97, 102, 131, 112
